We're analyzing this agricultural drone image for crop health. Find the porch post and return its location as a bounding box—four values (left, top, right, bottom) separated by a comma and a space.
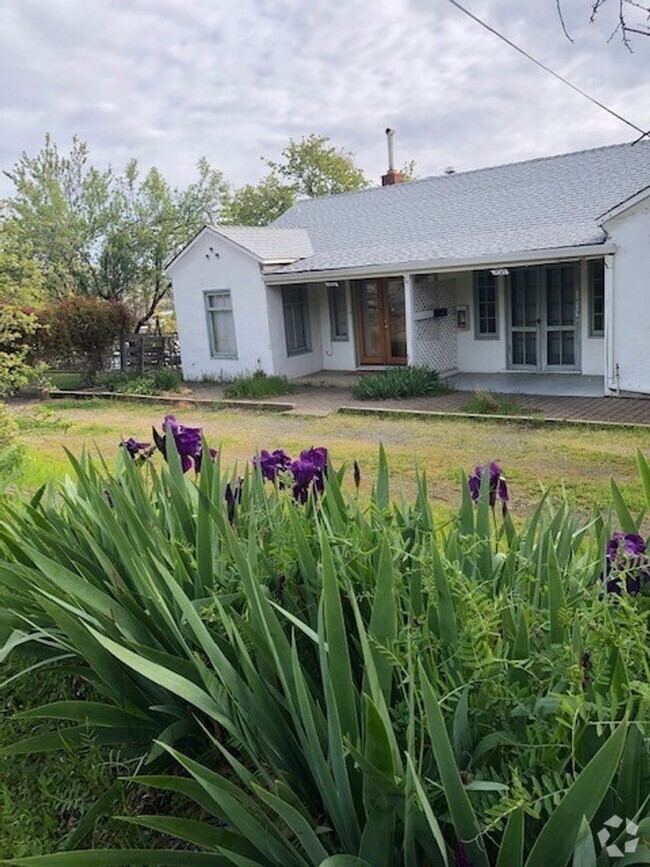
604, 253, 616, 395
403, 273, 415, 366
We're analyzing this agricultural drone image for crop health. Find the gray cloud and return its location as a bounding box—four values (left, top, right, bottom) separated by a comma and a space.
1, 0, 649, 199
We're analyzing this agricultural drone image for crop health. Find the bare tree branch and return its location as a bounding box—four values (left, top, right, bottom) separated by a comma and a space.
556, 0, 574, 41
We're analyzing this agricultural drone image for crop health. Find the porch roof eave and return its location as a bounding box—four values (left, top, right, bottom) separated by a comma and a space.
263, 242, 615, 286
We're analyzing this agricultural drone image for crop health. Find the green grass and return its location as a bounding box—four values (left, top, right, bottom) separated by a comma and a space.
5, 398, 649, 516
224, 371, 294, 399
352, 365, 453, 400
47, 371, 86, 390
461, 389, 540, 416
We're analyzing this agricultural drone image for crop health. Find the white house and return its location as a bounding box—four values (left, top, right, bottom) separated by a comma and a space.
166, 140, 650, 396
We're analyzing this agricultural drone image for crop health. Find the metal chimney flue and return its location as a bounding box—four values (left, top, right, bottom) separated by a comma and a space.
382, 128, 405, 186
386, 127, 395, 171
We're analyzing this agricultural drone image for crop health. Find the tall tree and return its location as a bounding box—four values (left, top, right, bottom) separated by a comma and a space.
0, 218, 46, 304
223, 134, 371, 227
221, 173, 295, 227
265, 134, 370, 198
4, 136, 229, 329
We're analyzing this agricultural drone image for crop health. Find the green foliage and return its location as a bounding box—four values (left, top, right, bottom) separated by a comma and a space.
222, 174, 296, 226
461, 390, 540, 416
47, 371, 86, 390
4, 136, 228, 328
94, 368, 182, 395
0, 219, 46, 305
0, 305, 45, 397
266, 134, 370, 198
0, 439, 648, 863
352, 365, 453, 400
39, 298, 132, 380
223, 134, 371, 226
224, 370, 294, 398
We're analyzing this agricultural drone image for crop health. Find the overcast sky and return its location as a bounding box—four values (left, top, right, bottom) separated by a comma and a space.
1, 0, 650, 197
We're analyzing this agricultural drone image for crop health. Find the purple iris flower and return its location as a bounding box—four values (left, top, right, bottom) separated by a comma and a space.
254, 446, 328, 503
255, 449, 292, 483
290, 458, 317, 503
121, 438, 150, 458
225, 477, 243, 523
299, 446, 328, 494
468, 462, 509, 509
152, 415, 209, 473
601, 531, 650, 596
453, 842, 472, 867
194, 446, 218, 474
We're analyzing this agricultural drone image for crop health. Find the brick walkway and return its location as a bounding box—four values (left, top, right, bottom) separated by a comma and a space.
183, 383, 650, 426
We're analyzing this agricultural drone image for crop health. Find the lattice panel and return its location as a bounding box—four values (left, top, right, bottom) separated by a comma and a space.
412, 275, 458, 372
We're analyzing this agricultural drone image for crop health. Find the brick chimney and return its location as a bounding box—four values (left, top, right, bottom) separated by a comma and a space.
381, 128, 405, 186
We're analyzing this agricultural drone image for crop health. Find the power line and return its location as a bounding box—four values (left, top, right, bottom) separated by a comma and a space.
448, 0, 649, 142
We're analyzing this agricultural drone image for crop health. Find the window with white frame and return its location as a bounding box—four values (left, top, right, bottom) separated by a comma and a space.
589, 259, 605, 336
205, 291, 237, 358
282, 285, 311, 355
327, 283, 349, 341
474, 271, 498, 337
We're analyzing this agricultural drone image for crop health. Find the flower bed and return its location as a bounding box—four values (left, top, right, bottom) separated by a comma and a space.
0, 416, 648, 865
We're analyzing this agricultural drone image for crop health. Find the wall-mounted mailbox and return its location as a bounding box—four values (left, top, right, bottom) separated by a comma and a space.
433, 307, 448, 318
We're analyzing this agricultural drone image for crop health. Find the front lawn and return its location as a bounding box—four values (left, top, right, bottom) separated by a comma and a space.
7, 397, 649, 515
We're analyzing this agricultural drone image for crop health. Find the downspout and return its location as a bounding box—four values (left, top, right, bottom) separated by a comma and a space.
604, 253, 616, 395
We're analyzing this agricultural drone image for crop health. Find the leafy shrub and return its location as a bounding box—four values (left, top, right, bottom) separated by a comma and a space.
148, 367, 182, 392
225, 369, 294, 398
462, 389, 540, 416
95, 367, 182, 395
0, 305, 46, 396
0, 433, 648, 863
0, 403, 23, 485
352, 365, 452, 400
39, 298, 132, 381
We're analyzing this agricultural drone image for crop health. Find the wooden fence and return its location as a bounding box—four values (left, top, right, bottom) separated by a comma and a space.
118, 334, 181, 374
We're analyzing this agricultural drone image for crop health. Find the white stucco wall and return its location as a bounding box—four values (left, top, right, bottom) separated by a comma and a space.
456, 272, 508, 373
454, 263, 605, 376
317, 281, 358, 370
605, 200, 650, 394
579, 259, 605, 377
169, 231, 274, 380
266, 284, 324, 378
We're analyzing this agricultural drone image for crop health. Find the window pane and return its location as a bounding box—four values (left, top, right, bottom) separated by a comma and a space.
205, 292, 236, 357
590, 260, 605, 335
211, 311, 236, 355
475, 271, 497, 335
282, 285, 311, 354
328, 285, 348, 340
547, 331, 560, 365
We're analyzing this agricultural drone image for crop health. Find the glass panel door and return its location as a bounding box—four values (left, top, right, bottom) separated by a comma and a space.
386, 277, 407, 362
356, 280, 383, 364
354, 278, 407, 365
509, 268, 538, 368
544, 265, 577, 368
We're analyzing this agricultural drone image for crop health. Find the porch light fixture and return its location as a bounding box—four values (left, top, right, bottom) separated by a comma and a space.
490, 268, 509, 276
325, 281, 339, 288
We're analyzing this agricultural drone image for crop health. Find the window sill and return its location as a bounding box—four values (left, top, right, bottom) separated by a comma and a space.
286, 347, 312, 357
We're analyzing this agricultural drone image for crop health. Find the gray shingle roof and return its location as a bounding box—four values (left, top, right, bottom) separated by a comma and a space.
215, 225, 313, 261
272, 140, 650, 274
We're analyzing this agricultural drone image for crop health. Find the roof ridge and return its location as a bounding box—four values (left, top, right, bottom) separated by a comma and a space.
274, 137, 648, 214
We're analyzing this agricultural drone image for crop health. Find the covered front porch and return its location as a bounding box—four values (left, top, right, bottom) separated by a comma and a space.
275, 255, 607, 393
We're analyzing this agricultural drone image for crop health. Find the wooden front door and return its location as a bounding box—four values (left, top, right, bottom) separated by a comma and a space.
354, 277, 407, 365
